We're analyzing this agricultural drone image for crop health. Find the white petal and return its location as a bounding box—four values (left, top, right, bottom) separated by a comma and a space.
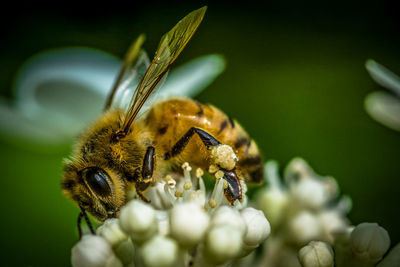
0, 98, 64, 144
365, 91, 400, 131
8, 47, 120, 142
366, 59, 400, 95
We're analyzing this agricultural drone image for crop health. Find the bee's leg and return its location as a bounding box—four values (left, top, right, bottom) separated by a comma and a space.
164, 127, 220, 160
135, 181, 151, 203
221, 168, 242, 205
165, 127, 242, 204
135, 146, 155, 203
142, 146, 155, 182
77, 207, 95, 239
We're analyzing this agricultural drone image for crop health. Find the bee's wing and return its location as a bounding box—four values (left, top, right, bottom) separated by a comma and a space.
119, 6, 207, 134
104, 34, 149, 111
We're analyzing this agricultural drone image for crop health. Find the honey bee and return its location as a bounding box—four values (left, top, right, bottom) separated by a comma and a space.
61, 6, 264, 236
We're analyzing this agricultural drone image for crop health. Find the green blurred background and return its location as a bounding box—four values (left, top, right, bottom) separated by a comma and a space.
1, 1, 399, 266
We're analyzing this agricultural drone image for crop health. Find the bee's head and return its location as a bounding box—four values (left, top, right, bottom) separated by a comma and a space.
62, 163, 126, 221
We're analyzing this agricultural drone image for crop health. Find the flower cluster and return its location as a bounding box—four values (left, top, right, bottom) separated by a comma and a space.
71, 163, 270, 267
246, 158, 399, 267
70, 158, 400, 267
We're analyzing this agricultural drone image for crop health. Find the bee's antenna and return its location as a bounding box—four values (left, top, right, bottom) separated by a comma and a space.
78, 206, 95, 239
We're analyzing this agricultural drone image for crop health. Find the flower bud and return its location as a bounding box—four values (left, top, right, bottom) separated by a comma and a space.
119, 200, 157, 243
205, 225, 243, 264
211, 206, 246, 234
377, 242, 400, 267
350, 222, 390, 263
298, 241, 334, 267
291, 178, 329, 209
96, 218, 127, 247
141, 235, 179, 267
318, 211, 347, 243
169, 202, 209, 247
288, 211, 321, 245
113, 239, 135, 266
257, 187, 288, 227
240, 207, 271, 247
71, 235, 122, 267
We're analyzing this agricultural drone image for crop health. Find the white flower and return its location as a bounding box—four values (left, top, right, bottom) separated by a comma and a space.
0, 48, 225, 147
204, 224, 243, 264
71, 235, 122, 267
169, 202, 210, 247
118, 200, 157, 244
141, 235, 179, 267
96, 218, 127, 247
298, 241, 334, 267
240, 207, 271, 247
350, 222, 391, 263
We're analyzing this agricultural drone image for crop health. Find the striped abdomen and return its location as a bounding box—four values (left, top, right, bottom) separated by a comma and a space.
145, 98, 264, 184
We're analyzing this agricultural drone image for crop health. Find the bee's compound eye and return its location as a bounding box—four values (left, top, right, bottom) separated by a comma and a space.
83, 167, 112, 197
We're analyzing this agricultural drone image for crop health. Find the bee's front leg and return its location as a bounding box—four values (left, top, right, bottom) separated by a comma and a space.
135, 146, 155, 203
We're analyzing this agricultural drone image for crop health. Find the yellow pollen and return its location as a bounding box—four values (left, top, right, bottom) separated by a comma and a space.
175, 190, 184, 198
184, 181, 192, 190
209, 164, 219, 173
215, 170, 224, 179
208, 199, 217, 208
223, 179, 228, 189
195, 168, 204, 178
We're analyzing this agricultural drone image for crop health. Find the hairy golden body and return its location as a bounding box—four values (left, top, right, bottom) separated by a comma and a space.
62, 98, 263, 221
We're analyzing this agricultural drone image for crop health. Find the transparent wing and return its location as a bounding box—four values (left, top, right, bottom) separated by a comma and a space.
104, 34, 148, 110
110, 50, 150, 111
119, 6, 207, 134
